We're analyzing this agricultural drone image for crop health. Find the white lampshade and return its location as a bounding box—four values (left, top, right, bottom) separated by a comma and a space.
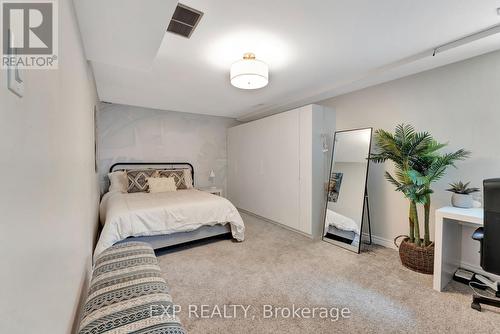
209, 169, 215, 178
230, 53, 268, 90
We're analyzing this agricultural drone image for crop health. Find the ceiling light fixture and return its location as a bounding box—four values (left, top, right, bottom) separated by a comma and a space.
230, 53, 268, 90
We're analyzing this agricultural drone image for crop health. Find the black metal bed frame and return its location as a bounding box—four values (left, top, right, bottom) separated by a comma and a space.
109, 162, 195, 187
106, 161, 234, 250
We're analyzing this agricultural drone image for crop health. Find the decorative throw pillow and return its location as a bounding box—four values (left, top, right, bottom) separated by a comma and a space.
157, 169, 191, 189
126, 169, 158, 193
147, 177, 177, 193
108, 171, 128, 193
183, 169, 194, 189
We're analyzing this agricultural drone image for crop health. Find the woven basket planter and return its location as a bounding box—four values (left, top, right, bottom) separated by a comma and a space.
394, 236, 434, 274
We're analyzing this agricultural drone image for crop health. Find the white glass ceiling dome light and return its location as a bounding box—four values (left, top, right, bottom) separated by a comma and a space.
230, 53, 269, 89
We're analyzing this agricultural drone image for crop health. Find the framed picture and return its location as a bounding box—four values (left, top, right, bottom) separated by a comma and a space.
327, 172, 343, 202
6, 30, 24, 97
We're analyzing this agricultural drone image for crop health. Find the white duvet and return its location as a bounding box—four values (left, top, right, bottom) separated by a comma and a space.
324, 209, 360, 236
95, 189, 245, 258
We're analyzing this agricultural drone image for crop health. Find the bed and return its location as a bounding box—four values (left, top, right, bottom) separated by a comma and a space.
95, 162, 245, 259
324, 208, 360, 246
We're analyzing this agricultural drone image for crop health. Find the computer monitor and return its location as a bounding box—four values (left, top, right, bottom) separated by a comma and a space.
482, 178, 500, 275
470, 179, 500, 311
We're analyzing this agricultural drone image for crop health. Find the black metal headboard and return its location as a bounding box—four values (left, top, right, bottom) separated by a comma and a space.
109, 162, 195, 186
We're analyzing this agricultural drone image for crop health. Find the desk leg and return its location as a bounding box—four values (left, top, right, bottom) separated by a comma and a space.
433, 213, 462, 291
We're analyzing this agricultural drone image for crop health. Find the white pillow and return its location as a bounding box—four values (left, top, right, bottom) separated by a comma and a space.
108, 171, 128, 193
147, 177, 177, 193
183, 169, 194, 189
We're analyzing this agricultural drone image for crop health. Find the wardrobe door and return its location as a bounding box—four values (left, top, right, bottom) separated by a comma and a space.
298, 106, 313, 235
228, 110, 300, 229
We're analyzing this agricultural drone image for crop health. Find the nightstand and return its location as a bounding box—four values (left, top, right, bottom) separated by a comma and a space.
198, 187, 223, 197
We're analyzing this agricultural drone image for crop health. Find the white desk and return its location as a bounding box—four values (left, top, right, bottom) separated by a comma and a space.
433, 206, 483, 291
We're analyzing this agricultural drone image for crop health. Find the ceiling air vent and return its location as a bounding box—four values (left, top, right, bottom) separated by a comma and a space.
167, 3, 203, 38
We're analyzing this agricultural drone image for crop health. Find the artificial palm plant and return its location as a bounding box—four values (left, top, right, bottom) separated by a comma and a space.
408, 150, 469, 245
370, 124, 469, 247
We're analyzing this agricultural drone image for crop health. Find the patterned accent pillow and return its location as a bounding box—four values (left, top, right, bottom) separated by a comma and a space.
157, 169, 191, 189
182, 168, 194, 189
126, 169, 158, 193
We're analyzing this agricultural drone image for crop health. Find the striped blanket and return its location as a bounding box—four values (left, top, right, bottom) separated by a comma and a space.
78, 242, 186, 334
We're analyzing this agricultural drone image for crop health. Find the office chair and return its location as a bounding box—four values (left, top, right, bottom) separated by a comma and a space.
471, 178, 500, 311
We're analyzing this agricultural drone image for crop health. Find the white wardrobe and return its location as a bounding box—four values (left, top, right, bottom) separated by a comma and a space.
227, 104, 336, 237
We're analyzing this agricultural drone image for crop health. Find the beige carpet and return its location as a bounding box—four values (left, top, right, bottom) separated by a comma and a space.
156, 212, 500, 334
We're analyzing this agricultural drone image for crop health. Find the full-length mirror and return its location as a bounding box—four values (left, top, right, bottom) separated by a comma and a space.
323, 128, 372, 253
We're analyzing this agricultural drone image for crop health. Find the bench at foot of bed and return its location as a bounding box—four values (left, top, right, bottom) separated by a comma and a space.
78, 242, 186, 334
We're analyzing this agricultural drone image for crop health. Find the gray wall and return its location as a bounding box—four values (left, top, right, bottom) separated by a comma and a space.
0, 0, 100, 333
319, 50, 500, 260
98, 103, 239, 193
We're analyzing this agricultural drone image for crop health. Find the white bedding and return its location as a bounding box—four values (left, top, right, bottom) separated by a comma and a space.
324, 209, 360, 236
95, 189, 245, 258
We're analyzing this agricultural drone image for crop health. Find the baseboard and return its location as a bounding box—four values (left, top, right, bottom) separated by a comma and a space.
362, 232, 397, 250
237, 208, 315, 239
460, 261, 500, 282
362, 233, 500, 282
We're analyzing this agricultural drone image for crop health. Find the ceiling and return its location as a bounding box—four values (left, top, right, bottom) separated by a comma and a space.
74, 0, 500, 120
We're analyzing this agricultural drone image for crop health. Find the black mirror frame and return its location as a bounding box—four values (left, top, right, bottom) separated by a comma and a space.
322, 127, 373, 254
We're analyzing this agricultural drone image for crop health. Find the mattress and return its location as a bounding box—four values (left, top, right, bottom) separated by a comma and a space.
96, 189, 245, 259
78, 242, 186, 334
324, 209, 360, 236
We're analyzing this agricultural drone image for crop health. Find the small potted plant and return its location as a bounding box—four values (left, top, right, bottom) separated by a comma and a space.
446, 181, 479, 208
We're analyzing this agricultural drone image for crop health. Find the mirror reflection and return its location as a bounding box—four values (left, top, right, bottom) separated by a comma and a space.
323, 128, 372, 253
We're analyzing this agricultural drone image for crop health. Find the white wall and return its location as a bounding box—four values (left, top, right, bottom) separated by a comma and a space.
319, 51, 500, 261
328, 162, 367, 228
0, 1, 99, 333
98, 103, 238, 193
